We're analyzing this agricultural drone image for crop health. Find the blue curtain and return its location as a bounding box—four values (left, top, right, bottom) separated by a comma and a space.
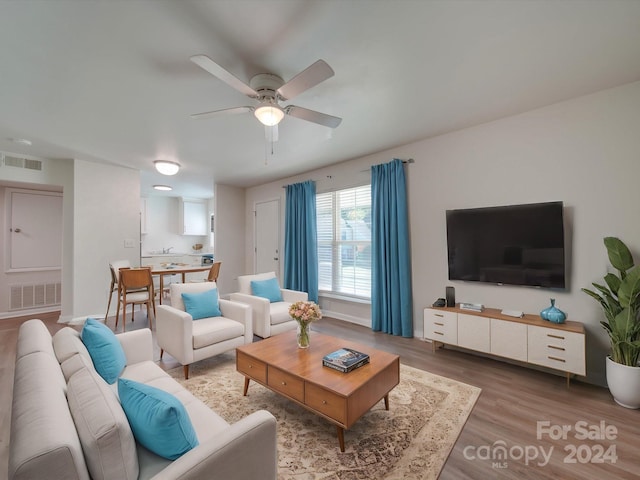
284, 180, 319, 302
371, 159, 413, 337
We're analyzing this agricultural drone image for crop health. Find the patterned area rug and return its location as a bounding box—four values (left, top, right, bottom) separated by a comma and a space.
169, 353, 481, 480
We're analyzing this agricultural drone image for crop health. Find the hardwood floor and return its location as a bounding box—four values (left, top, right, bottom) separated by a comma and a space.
1, 311, 638, 479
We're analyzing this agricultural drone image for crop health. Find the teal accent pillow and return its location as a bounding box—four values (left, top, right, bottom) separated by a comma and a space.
181, 288, 222, 320
251, 277, 283, 303
118, 378, 199, 460
81, 318, 126, 384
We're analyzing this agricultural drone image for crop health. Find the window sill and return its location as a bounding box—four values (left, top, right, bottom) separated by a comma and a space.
318, 292, 371, 305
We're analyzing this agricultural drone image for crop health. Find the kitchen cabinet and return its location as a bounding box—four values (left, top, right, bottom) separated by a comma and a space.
179, 199, 207, 235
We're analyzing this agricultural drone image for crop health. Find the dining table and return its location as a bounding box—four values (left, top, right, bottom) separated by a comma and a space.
150, 264, 212, 304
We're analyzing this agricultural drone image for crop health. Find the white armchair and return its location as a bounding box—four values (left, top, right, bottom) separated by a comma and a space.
156, 282, 252, 379
230, 272, 308, 338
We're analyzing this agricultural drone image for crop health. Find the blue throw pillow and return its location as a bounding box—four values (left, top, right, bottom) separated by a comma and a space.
118, 378, 199, 460
81, 318, 126, 384
251, 277, 283, 303
181, 288, 222, 320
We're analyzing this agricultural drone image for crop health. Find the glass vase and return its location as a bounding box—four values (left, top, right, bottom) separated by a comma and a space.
297, 322, 310, 349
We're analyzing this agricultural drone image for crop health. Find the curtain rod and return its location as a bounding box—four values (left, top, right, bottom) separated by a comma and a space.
359, 158, 414, 173
282, 176, 332, 188
283, 159, 414, 188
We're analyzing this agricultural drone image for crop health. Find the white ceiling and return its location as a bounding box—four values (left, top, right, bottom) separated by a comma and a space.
1, 0, 640, 198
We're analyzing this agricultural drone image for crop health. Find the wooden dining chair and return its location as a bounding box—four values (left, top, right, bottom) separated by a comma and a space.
104, 259, 131, 324
206, 261, 222, 282
117, 267, 156, 332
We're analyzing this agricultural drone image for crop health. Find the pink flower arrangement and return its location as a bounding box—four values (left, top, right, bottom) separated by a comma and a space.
289, 301, 322, 348
289, 301, 322, 326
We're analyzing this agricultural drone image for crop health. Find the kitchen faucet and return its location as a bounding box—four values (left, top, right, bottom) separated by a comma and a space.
162, 247, 174, 254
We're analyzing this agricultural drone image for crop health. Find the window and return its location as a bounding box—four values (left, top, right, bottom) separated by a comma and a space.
316, 185, 371, 299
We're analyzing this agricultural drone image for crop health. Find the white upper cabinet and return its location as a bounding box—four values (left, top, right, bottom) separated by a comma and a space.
179, 199, 207, 235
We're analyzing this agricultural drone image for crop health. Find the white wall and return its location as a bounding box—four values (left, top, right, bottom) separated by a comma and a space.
214, 184, 245, 295
245, 80, 640, 385
70, 160, 141, 321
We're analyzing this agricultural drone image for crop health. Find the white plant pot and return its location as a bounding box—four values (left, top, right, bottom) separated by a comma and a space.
605, 356, 640, 409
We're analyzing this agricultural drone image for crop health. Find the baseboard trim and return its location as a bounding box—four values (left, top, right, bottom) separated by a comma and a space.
321, 309, 369, 328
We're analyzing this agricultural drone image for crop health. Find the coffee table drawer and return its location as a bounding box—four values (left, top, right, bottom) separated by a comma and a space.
268, 367, 304, 402
237, 351, 267, 384
305, 384, 347, 424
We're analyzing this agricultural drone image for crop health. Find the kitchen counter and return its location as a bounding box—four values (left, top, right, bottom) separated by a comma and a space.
141, 253, 212, 287
141, 253, 205, 258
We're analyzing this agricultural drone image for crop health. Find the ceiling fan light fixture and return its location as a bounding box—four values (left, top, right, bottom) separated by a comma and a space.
154, 160, 180, 175
254, 104, 284, 126
153, 184, 173, 191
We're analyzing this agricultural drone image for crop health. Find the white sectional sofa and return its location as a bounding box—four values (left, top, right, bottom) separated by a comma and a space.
9, 319, 277, 480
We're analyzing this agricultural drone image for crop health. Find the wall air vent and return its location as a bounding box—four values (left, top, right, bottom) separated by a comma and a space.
10, 282, 61, 311
3, 155, 42, 171
24, 158, 43, 170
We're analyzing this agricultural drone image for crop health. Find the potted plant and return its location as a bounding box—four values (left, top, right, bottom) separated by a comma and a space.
582, 237, 640, 408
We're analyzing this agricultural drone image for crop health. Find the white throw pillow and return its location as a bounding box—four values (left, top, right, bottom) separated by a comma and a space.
66, 366, 139, 480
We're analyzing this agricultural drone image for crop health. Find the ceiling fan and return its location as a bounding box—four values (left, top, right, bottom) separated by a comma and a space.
190, 55, 342, 134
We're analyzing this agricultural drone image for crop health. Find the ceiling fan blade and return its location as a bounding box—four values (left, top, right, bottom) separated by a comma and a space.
190, 55, 258, 98
277, 60, 334, 101
190, 106, 253, 120
285, 105, 342, 128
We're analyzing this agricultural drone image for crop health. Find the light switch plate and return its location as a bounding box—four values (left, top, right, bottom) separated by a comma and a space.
124, 238, 136, 248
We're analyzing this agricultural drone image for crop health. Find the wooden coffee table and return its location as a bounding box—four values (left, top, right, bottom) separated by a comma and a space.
236, 330, 400, 452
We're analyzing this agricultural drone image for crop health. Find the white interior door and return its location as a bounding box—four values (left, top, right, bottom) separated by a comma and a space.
255, 199, 280, 275
8, 189, 63, 270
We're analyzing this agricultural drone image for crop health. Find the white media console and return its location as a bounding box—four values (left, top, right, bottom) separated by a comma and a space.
424, 305, 586, 385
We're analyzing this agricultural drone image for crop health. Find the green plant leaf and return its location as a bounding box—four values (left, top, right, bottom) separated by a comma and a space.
584, 237, 640, 365
604, 237, 634, 274
582, 287, 619, 323
603, 273, 621, 295
618, 265, 640, 308
609, 307, 640, 365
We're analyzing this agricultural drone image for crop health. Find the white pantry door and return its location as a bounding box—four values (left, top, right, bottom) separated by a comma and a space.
254, 199, 280, 276
8, 189, 63, 270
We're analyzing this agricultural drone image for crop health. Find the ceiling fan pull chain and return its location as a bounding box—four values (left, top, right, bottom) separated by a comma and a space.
264, 139, 268, 165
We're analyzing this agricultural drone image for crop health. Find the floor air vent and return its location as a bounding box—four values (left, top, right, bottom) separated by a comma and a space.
10, 282, 61, 310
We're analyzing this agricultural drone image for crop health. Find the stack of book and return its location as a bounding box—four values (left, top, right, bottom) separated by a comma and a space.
322, 348, 370, 373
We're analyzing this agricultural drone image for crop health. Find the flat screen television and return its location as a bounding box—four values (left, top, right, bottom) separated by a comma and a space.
446, 201, 566, 289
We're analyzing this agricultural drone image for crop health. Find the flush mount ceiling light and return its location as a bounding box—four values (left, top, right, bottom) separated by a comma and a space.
11, 138, 32, 146
153, 185, 173, 191
154, 160, 180, 175
254, 104, 284, 126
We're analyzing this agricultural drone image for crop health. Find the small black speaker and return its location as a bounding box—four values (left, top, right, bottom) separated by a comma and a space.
446, 286, 455, 307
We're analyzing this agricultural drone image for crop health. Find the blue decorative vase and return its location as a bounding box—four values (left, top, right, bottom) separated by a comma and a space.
540, 298, 566, 324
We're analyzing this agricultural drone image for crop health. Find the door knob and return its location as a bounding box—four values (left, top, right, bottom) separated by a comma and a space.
273, 257, 279, 261
13, 228, 21, 233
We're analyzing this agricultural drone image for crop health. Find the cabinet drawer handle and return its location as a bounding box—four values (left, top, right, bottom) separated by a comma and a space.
434, 322, 444, 326
548, 345, 565, 351
434, 314, 444, 317
548, 356, 566, 363
547, 334, 565, 340
434, 331, 444, 335
322, 400, 327, 405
